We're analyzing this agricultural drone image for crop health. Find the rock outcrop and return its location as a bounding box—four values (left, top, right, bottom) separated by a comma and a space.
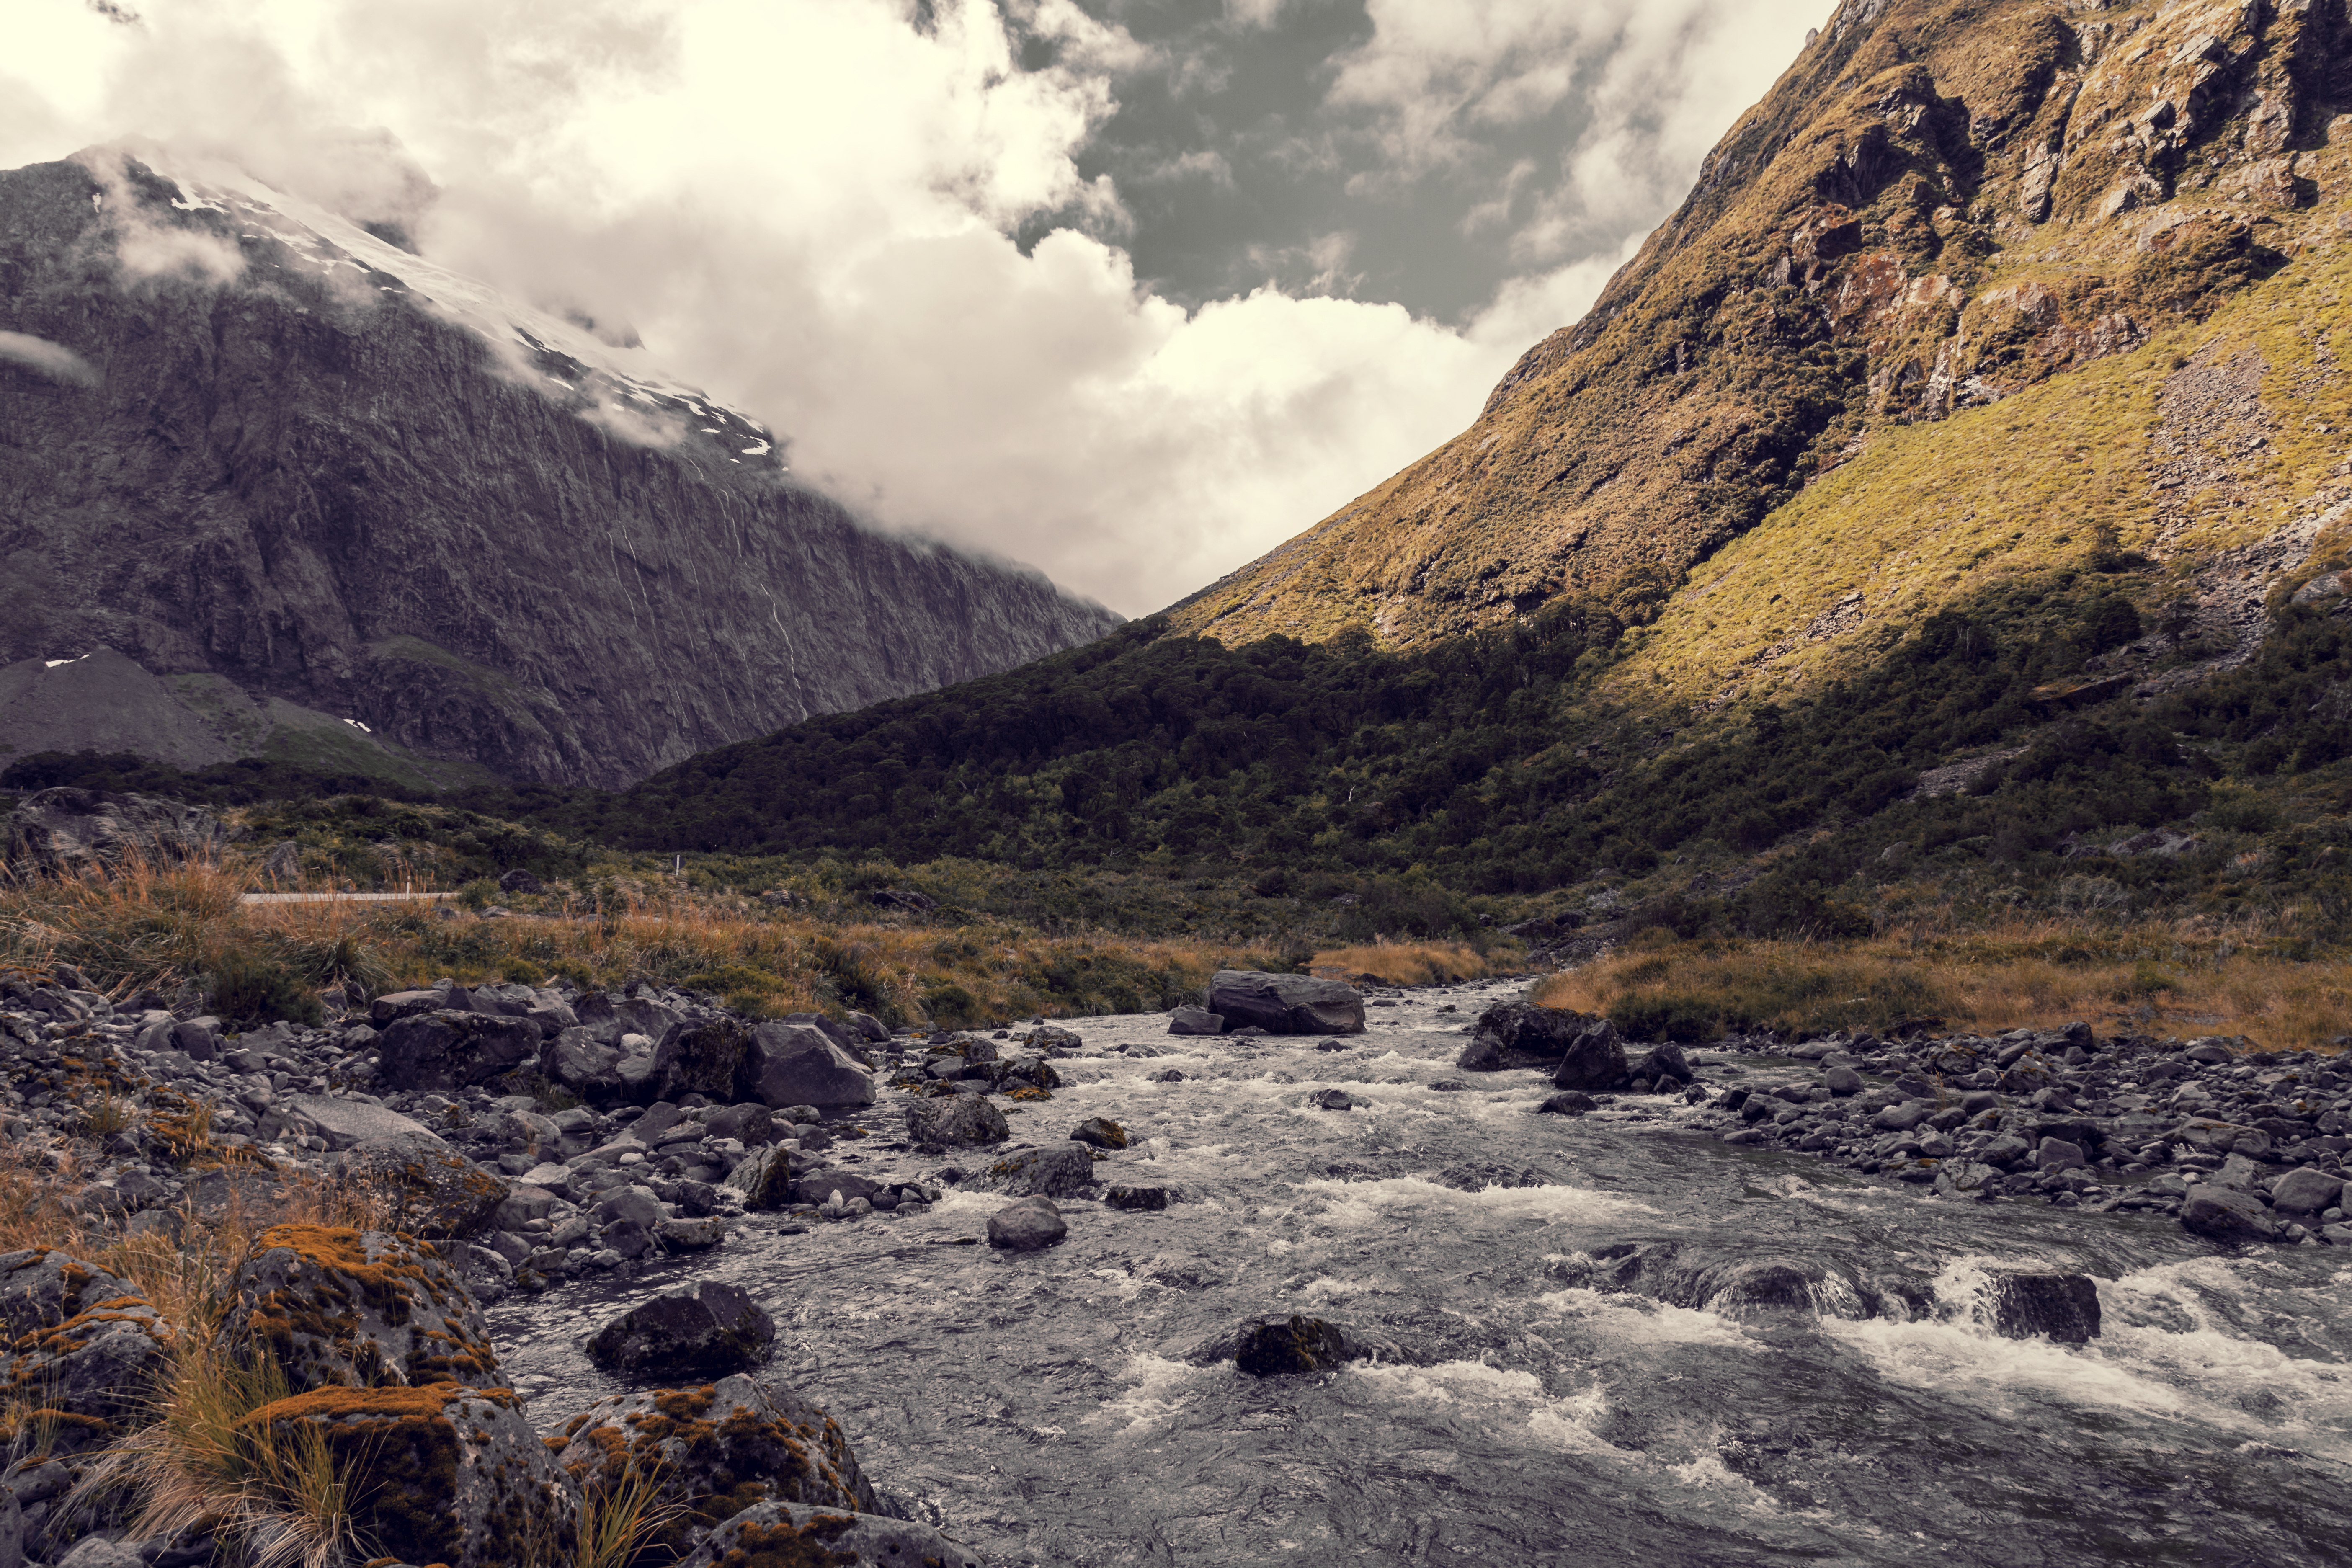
1207, 971, 1366, 1035
0, 149, 1121, 788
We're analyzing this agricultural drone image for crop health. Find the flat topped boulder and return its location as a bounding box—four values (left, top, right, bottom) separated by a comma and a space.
282, 1094, 441, 1153
336, 1132, 509, 1238
1208, 971, 1365, 1036
677, 1501, 986, 1568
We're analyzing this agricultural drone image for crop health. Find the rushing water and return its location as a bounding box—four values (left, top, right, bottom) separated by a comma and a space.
490, 982, 2352, 1566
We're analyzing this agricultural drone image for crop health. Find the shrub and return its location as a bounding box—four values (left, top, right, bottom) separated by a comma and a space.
207, 950, 324, 1029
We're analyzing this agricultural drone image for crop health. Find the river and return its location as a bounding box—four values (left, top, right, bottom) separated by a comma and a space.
489, 980, 2352, 1566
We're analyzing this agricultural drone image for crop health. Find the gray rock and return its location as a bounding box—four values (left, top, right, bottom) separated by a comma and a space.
1823, 1065, 1863, 1096
847, 1011, 891, 1043
741, 1022, 876, 1109
282, 1094, 441, 1153
2182, 1184, 2279, 1241
496, 867, 544, 895
721, 1145, 795, 1210
1168, 1004, 1226, 1036
674, 1501, 987, 1568
0, 787, 222, 879
1105, 1185, 1168, 1211
1633, 1042, 1694, 1084
56, 1536, 139, 1568
1537, 1091, 1597, 1115
1070, 1116, 1128, 1149
1207, 970, 1366, 1035
987, 1195, 1068, 1251
906, 1094, 1010, 1151
336, 1132, 510, 1238
1872, 1101, 1934, 1133
1313, 1088, 1355, 1111
2272, 1167, 2347, 1214
2035, 1137, 2088, 1173
587, 1281, 775, 1379
1551, 1016, 1629, 1092
375, 1010, 544, 1093
220, 1226, 502, 1390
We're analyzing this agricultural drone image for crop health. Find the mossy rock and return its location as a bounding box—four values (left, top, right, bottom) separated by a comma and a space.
674, 1500, 985, 1568
220, 1226, 502, 1392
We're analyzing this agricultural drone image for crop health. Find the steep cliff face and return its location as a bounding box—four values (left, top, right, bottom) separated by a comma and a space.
1168, 0, 2352, 650
0, 150, 1121, 789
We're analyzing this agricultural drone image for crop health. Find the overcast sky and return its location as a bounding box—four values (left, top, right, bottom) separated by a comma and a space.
4, 0, 1831, 615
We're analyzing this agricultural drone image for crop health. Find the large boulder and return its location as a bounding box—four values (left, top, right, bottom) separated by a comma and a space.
740, 1022, 876, 1109
2271, 1167, 2347, 1215
652, 1018, 755, 1103
1456, 1002, 1627, 1091
575, 991, 686, 1045
238, 1382, 576, 1568
722, 1145, 796, 1210
587, 1282, 775, 1380
1207, 971, 1365, 1036
2181, 1184, 2279, 1242
0, 1250, 171, 1455
905, 1093, 1010, 1152
550, 1373, 879, 1561
1987, 1273, 2102, 1344
219, 1226, 502, 1390
374, 1011, 544, 1093
0, 787, 222, 879
337, 1132, 510, 1238
676, 1502, 985, 1568
1167, 1004, 1225, 1036
539, 1027, 630, 1106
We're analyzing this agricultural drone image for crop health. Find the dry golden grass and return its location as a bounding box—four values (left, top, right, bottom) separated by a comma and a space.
1533, 925, 2352, 1053
1310, 941, 1517, 987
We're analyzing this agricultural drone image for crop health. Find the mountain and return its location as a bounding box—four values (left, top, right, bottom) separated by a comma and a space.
1166, 0, 2352, 681
0, 148, 1120, 789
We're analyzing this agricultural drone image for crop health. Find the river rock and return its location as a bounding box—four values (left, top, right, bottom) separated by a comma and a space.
675, 1501, 986, 1568
587, 1281, 775, 1379
2181, 1184, 2278, 1241
1168, 1005, 1225, 1036
907, 1094, 1010, 1151
1230, 1314, 1356, 1376
1070, 1116, 1128, 1149
987, 1195, 1067, 1251
742, 1021, 877, 1109
986, 1143, 1096, 1198
1872, 1101, 1934, 1133
374, 1011, 545, 1093
1823, 1065, 1863, 1096
1552, 1015, 1628, 1092
1632, 1042, 1694, 1084
722, 1144, 796, 1210
281, 1094, 441, 1153
650, 1017, 754, 1103
219, 1226, 501, 1390
1207, 971, 1365, 1035
1988, 1273, 2101, 1343
240, 1382, 575, 1568
2035, 1137, 2088, 1173
2270, 1167, 2347, 1214
1313, 1088, 1354, 1111
338, 1132, 510, 1238
552, 1374, 882, 1560
1457, 1001, 1578, 1071
1106, 1185, 1168, 1211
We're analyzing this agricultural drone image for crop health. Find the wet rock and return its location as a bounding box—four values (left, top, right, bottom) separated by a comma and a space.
1823, 1065, 1863, 1096
1633, 1042, 1694, 1084
722, 1145, 796, 1210
987, 1195, 1067, 1251
1932, 1160, 2002, 1197
705, 1101, 780, 1147
1106, 1185, 1168, 1211
741, 1021, 877, 1109
2182, 1184, 2279, 1242
906, 1094, 1010, 1151
1231, 1314, 1356, 1376
986, 1144, 1096, 1198
1458, 1001, 1605, 1075
587, 1281, 775, 1380
1313, 1088, 1354, 1111
1070, 1116, 1128, 1149
1537, 1091, 1597, 1115
1168, 1004, 1225, 1036
1872, 1101, 1934, 1133
551, 1374, 882, 1560
338, 1132, 510, 1238
1988, 1273, 2102, 1343
1208, 970, 1366, 1035
651, 1017, 755, 1103
675, 1501, 985, 1568
220, 1226, 501, 1390
1150, 1068, 1186, 1083
240, 1382, 575, 1568
0, 1249, 170, 1454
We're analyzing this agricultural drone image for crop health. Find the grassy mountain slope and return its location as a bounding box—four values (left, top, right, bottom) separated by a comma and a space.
1166, 0, 2352, 655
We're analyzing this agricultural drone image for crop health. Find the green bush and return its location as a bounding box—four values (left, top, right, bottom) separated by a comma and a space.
208, 949, 324, 1029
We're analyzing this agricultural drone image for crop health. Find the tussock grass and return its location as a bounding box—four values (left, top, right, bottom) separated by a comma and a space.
1535, 922, 2352, 1052
1310, 941, 1515, 986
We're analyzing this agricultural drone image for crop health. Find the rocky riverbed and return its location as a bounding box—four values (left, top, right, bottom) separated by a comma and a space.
5, 970, 2351, 1564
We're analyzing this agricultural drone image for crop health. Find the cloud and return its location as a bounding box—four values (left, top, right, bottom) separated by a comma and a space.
0, 330, 100, 386
0, 0, 1826, 616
